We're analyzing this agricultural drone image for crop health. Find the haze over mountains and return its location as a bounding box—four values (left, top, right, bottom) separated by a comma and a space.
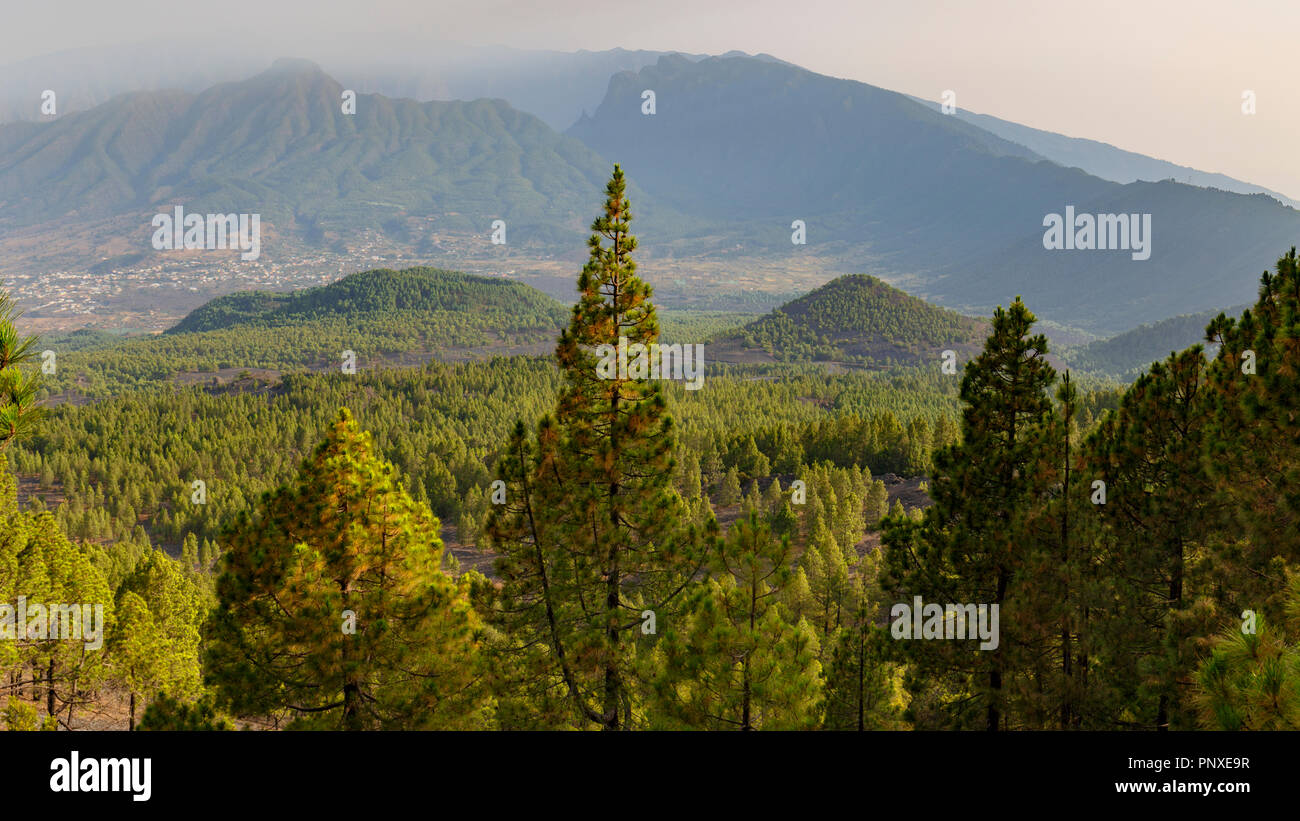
2, 46, 1298, 336
0, 58, 627, 244
0, 40, 678, 129
0, 39, 797, 131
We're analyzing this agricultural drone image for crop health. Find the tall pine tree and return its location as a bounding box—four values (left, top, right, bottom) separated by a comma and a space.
882, 297, 1056, 730
486, 166, 707, 730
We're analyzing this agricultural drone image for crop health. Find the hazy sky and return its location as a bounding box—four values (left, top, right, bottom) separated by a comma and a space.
8, 0, 1299, 198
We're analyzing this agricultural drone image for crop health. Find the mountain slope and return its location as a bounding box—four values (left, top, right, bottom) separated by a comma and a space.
568, 54, 1090, 263
331, 45, 697, 132
710, 274, 985, 366
906, 96, 1300, 209
568, 55, 1300, 333
932, 184, 1300, 333
0, 59, 656, 254
1065, 303, 1249, 379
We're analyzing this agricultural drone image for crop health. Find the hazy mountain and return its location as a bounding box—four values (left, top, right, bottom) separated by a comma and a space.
0, 59, 656, 256
907, 96, 1300, 209
568, 54, 1100, 264
710, 274, 985, 366
0, 40, 694, 131
569, 54, 1300, 332
328, 45, 699, 131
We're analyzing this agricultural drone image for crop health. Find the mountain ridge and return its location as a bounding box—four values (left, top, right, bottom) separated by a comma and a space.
906, 95, 1300, 210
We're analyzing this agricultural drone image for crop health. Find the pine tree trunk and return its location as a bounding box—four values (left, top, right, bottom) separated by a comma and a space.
1075, 605, 1088, 729
1060, 414, 1072, 730
742, 576, 756, 731
988, 566, 1008, 731
337, 568, 365, 730
46, 657, 55, 717
857, 629, 866, 732
602, 244, 624, 733
604, 553, 620, 731
1157, 541, 1185, 731
343, 680, 362, 730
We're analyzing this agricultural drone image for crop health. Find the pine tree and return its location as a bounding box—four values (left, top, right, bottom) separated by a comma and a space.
1011, 370, 1100, 728
770, 501, 799, 538
804, 520, 850, 637
882, 297, 1056, 730
822, 552, 902, 730
1203, 248, 1300, 615
762, 477, 784, 513
887, 498, 905, 520
647, 510, 821, 729
739, 436, 771, 480
3, 497, 114, 728
180, 533, 200, 573
677, 451, 703, 501
110, 549, 207, 727
783, 566, 816, 624
1085, 349, 1216, 729
485, 166, 707, 730
206, 409, 488, 729
0, 292, 43, 449
718, 466, 742, 507
866, 480, 890, 526
138, 693, 234, 731
1193, 574, 1300, 730
111, 591, 161, 730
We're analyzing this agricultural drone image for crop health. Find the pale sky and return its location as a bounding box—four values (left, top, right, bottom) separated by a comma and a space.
6, 0, 1299, 199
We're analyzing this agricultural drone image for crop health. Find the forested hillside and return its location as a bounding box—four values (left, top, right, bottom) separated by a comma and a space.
713, 274, 985, 365
38, 268, 569, 399
168, 267, 568, 334
1066, 304, 1250, 378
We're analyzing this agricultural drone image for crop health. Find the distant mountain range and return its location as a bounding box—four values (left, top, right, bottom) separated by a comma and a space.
4, 50, 1299, 335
